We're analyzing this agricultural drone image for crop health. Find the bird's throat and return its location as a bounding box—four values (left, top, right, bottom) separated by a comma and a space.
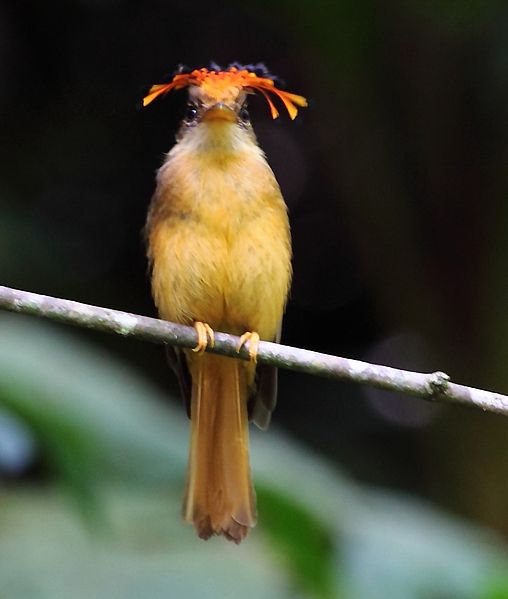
181, 121, 255, 161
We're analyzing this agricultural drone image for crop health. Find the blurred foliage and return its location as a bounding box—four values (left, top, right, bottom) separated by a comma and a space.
0, 314, 508, 598
257, 485, 336, 599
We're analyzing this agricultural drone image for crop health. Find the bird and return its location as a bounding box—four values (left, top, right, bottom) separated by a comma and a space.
143, 63, 307, 543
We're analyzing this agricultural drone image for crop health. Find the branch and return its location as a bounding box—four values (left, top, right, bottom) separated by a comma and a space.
0, 284, 505, 416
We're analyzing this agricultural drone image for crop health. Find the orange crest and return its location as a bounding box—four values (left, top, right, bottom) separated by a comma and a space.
142, 65, 308, 120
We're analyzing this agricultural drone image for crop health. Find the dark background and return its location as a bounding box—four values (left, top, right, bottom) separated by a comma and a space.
2, 1, 508, 596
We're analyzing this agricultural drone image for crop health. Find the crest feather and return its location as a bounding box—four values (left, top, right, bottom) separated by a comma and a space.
142, 64, 307, 120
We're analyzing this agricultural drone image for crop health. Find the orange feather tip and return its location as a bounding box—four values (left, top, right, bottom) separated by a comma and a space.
142, 65, 308, 120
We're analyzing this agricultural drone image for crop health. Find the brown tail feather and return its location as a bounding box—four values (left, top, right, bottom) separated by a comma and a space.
183, 354, 256, 543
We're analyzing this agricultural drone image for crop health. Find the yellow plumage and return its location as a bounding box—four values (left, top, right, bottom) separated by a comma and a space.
145, 64, 303, 542
148, 121, 291, 339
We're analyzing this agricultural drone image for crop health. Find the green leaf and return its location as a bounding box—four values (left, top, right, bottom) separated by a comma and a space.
479, 575, 508, 599
257, 484, 337, 599
0, 487, 297, 599
252, 434, 508, 599
0, 313, 188, 489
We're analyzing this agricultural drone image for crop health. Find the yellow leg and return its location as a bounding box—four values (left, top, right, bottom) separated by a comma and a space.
237, 331, 260, 364
192, 321, 215, 355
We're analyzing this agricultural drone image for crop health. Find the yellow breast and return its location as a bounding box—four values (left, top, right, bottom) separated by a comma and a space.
147, 121, 292, 340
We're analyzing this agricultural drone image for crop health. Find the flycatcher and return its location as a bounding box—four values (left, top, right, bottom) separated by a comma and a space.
144, 63, 307, 543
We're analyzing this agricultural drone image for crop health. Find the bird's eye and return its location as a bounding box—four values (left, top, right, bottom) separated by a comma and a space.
185, 104, 198, 122
239, 105, 250, 123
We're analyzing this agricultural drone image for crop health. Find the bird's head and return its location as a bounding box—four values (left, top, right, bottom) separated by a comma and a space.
143, 63, 307, 137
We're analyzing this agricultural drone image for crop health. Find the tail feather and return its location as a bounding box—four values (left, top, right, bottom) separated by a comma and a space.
183, 354, 256, 543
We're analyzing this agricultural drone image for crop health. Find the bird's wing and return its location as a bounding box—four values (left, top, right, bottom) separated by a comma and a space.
166, 346, 192, 416
249, 323, 282, 430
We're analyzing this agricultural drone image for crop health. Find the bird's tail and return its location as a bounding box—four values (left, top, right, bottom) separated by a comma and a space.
183, 353, 256, 543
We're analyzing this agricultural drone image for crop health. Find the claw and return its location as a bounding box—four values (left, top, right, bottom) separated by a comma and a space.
192, 322, 215, 355
237, 331, 260, 364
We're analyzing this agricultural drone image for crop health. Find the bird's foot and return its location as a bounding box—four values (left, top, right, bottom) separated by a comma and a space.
237, 331, 260, 364
192, 322, 215, 355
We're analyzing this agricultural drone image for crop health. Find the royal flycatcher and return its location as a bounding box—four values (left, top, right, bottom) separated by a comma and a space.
144, 63, 307, 542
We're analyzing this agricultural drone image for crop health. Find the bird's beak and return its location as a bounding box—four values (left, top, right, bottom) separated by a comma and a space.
201, 103, 236, 123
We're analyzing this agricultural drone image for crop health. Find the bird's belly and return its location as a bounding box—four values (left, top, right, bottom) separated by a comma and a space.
151, 211, 291, 340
